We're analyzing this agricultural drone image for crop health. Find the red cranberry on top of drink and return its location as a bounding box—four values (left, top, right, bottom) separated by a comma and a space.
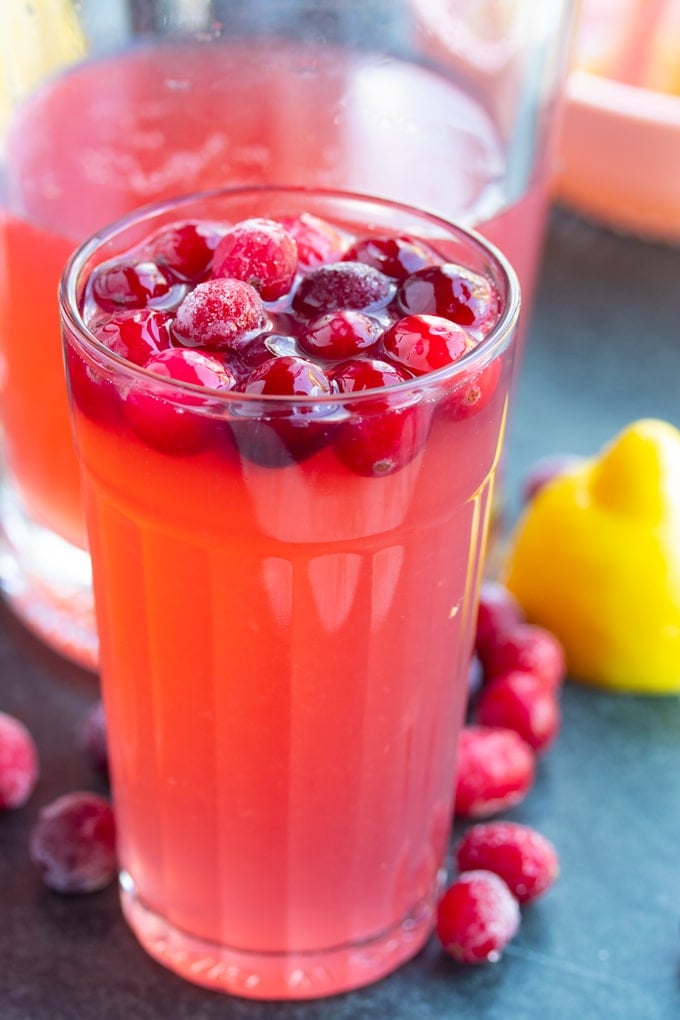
80, 214, 505, 470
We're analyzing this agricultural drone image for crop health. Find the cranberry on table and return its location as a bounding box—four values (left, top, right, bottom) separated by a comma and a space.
382, 314, 474, 376
454, 725, 535, 819
475, 670, 561, 754
0, 711, 39, 810
173, 277, 268, 350
91, 259, 174, 312
481, 623, 566, 691
80, 701, 109, 776
91, 309, 173, 366
475, 581, 525, 662
146, 220, 221, 282
397, 263, 500, 333
211, 217, 298, 301
342, 234, 436, 280
455, 822, 560, 905
29, 791, 117, 894
299, 310, 382, 360
291, 261, 396, 316
436, 870, 520, 964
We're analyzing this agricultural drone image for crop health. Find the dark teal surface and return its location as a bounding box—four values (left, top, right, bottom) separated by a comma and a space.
1, 210, 679, 1020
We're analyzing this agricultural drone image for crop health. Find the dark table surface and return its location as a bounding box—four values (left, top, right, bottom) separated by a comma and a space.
1, 209, 679, 1020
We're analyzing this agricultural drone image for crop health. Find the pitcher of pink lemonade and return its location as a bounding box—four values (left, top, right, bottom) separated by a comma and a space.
0, 0, 575, 669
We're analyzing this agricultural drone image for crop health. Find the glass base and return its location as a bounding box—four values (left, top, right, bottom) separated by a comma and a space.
120, 871, 435, 1001
0, 480, 98, 672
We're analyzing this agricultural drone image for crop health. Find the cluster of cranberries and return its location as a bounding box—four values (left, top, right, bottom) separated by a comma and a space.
73, 212, 503, 474
435, 581, 564, 965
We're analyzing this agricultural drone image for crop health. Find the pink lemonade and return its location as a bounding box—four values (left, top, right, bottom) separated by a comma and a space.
2, 41, 544, 555
60, 187, 519, 998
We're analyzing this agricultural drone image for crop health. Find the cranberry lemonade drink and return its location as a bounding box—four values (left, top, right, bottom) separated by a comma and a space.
1, 0, 573, 666
60, 187, 518, 1000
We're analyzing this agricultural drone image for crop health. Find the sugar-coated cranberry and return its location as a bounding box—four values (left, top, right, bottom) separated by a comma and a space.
90, 309, 173, 366
277, 212, 347, 268
211, 218, 297, 301
454, 725, 535, 819
173, 277, 267, 350
382, 314, 474, 376
522, 453, 585, 503
397, 264, 500, 334
91, 259, 174, 312
234, 356, 336, 466
146, 220, 221, 282
299, 310, 382, 360
481, 623, 566, 691
342, 235, 436, 280
80, 701, 108, 776
331, 357, 408, 394
475, 581, 525, 663
455, 822, 560, 904
0, 711, 39, 810
292, 261, 395, 317
475, 671, 561, 754
29, 792, 117, 894
124, 348, 236, 455
436, 870, 520, 964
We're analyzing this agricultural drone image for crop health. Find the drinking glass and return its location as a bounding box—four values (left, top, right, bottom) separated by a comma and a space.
60, 185, 519, 999
0, 0, 573, 668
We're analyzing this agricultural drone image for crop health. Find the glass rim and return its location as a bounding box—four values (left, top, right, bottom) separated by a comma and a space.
59, 184, 521, 407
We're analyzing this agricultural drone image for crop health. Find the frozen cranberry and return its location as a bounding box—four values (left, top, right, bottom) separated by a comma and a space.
436, 870, 520, 964
211, 217, 297, 301
80, 701, 108, 776
173, 277, 267, 350
482, 623, 566, 691
475, 671, 561, 754
382, 314, 474, 376
299, 310, 382, 360
443, 357, 502, 421
397, 264, 500, 334
342, 235, 436, 280
146, 220, 221, 282
292, 261, 395, 316
455, 822, 559, 904
475, 581, 525, 663
124, 348, 236, 455
91, 259, 174, 312
234, 356, 336, 466
0, 711, 39, 810
90, 309, 173, 366
277, 212, 346, 268
29, 792, 117, 894
454, 725, 535, 819
522, 453, 585, 503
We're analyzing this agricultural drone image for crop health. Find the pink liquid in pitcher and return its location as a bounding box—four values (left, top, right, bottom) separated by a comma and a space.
2, 41, 545, 551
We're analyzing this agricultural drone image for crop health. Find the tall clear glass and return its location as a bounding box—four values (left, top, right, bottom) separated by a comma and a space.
0, 0, 574, 669
60, 185, 519, 999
